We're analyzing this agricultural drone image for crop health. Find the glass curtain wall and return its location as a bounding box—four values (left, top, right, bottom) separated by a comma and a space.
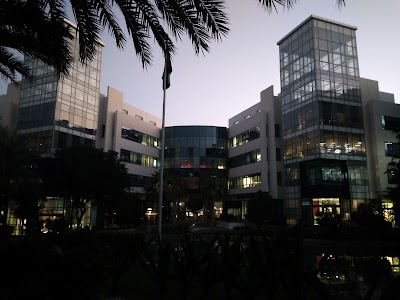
164, 126, 228, 218
17, 25, 102, 156
164, 126, 227, 174
278, 17, 369, 224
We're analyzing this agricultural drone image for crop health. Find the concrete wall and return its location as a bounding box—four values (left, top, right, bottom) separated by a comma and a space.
97, 86, 162, 192
360, 77, 398, 199
227, 85, 283, 199
365, 100, 400, 198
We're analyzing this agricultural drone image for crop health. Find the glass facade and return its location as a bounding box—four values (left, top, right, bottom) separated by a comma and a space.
228, 149, 261, 169
164, 126, 227, 175
228, 126, 260, 148
163, 126, 227, 217
120, 149, 159, 168
17, 27, 102, 156
121, 126, 160, 148
228, 174, 261, 189
278, 17, 369, 224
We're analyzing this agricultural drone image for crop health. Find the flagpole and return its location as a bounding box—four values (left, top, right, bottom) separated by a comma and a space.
158, 58, 168, 241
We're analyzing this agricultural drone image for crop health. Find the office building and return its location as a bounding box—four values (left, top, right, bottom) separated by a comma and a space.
361, 78, 399, 221
226, 85, 283, 219
278, 16, 369, 225
7, 20, 104, 231
16, 20, 103, 157
97, 86, 162, 221
1, 15, 398, 229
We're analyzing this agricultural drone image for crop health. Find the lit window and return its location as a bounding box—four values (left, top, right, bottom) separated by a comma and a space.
135, 114, 143, 120
149, 121, 156, 126
122, 109, 128, 114
245, 115, 251, 119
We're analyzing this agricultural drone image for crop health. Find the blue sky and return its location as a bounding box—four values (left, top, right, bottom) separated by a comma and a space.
2, 0, 399, 127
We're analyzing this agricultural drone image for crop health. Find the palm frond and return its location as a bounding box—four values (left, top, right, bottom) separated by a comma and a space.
69, 0, 102, 63
0, 0, 73, 80
115, 0, 153, 67
163, 0, 210, 54
134, 0, 175, 54
337, 0, 346, 8
257, 0, 296, 12
192, 0, 230, 41
0, 47, 32, 83
93, 0, 127, 48
40, 0, 68, 20
154, 0, 185, 40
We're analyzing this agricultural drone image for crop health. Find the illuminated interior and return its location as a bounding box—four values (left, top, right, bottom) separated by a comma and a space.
313, 198, 340, 225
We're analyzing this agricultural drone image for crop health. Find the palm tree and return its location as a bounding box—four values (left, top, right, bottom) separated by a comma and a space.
167, 176, 188, 222
198, 172, 226, 226
145, 172, 188, 223
0, 0, 73, 83
0, 0, 346, 84
145, 171, 170, 222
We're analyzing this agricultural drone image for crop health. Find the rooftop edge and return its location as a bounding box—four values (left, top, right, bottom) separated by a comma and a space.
277, 15, 358, 45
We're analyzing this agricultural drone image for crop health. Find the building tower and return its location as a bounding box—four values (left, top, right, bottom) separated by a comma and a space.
278, 16, 369, 225
8, 21, 103, 231
16, 20, 103, 156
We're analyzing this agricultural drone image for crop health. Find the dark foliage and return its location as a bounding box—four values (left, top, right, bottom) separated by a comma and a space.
351, 201, 392, 237
40, 145, 131, 228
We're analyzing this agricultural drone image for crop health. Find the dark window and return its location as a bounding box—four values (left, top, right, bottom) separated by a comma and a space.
275, 124, 280, 137
388, 169, 398, 184
129, 174, 151, 188
382, 116, 400, 131
277, 172, 282, 186
276, 148, 281, 161
228, 150, 260, 168
385, 142, 400, 157
72, 135, 81, 145
84, 138, 94, 146
57, 132, 68, 148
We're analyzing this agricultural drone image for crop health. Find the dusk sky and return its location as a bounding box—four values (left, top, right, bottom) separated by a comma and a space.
98, 0, 400, 127
2, 0, 399, 127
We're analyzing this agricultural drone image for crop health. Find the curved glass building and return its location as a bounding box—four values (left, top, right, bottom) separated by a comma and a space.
164, 126, 228, 218
164, 126, 227, 173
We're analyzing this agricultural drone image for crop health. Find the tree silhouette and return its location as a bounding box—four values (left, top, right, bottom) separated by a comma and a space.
145, 171, 188, 223
198, 172, 226, 225
41, 145, 130, 228
0, 127, 41, 231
